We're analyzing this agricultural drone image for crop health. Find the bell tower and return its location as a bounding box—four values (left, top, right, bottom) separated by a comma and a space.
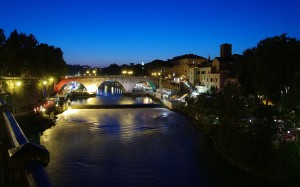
220, 43, 232, 57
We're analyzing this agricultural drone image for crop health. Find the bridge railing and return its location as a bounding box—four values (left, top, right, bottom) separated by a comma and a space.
0, 98, 52, 187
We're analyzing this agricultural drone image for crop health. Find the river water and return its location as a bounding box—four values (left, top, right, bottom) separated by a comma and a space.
40, 96, 275, 187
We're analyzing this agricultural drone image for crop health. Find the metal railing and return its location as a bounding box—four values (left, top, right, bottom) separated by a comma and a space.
0, 98, 52, 187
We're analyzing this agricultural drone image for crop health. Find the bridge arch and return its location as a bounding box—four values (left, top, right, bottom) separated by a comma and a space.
55, 76, 159, 94
54, 78, 91, 93
98, 80, 125, 95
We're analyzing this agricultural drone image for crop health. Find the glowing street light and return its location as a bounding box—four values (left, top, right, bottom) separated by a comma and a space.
7, 80, 24, 113
16, 81, 22, 87
48, 77, 55, 91
152, 72, 161, 77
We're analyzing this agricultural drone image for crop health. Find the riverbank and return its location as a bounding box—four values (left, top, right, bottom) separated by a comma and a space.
179, 94, 300, 187
175, 109, 284, 186
15, 113, 56, 143
133, 92, 284, 186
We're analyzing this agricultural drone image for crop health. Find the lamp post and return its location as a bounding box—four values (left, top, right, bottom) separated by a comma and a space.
49, 77, 54, 93
11, 80, 22, 113
43, 81, 47, 99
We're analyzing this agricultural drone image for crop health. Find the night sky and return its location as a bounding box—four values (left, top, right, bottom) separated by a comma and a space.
1, 0, 300, 67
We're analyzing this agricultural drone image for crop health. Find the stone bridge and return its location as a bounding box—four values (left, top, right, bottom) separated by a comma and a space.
54, 76, 160, 93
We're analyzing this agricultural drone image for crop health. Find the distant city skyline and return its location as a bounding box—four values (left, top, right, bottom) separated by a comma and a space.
1, 0, 300, 67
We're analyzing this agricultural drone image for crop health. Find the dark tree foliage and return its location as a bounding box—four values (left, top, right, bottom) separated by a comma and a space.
0, 28, 5, 47
144, 59, 173, 70
131, 64, 145, 76
186, 83, 275, 167
240, 34, 300, 104
33, 43, 67, 78
101, 63, 121, 75
0, 28, 67, 78
144, 59, 173, 76
67, 64, 91, 75
171, 54, 205, 60
0, 29, 6, 73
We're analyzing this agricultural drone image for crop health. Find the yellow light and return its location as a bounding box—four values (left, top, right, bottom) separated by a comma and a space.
87, 70, 90, 74
93, 70, 96, 74
16, 81, 22, 86
43, 81, 47, 85
85, 85, 98, 93
49, 77, 54, 82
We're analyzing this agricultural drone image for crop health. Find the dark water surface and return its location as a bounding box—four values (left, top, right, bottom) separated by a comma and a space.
40, 96, 275, 187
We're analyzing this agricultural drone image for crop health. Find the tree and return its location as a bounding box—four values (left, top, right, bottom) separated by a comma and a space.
0, 29, 7, 75
101, 64, 121, 75
0, 28, 67, 78
241, 34, 300, 104
2, 29, 38, 76
33, 44, 67, 78
0, 28, 5, 47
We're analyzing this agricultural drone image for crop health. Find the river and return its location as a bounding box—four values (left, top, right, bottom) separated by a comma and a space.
40, 96, 275, 187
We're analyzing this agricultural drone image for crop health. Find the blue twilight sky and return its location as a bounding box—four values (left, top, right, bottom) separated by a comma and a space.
1, 0, 300, 67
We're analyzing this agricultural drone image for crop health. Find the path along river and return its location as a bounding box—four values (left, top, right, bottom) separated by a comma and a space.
40, 96, 276, 187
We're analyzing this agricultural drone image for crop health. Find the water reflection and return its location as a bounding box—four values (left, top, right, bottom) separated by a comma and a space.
41, 96, 275, 187
71, 95, 155, 105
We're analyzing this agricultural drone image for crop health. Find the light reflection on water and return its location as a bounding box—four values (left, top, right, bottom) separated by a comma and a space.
70, 95, 154, 105
41, 96, 275, 187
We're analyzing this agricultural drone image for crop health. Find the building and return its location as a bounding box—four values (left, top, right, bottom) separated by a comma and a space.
188, 67, 200, 85
166, 54, 206, 81
220, 43, 232, 57
192, 43, 242, 93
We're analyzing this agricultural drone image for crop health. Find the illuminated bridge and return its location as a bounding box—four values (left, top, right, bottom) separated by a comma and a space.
54, 76, 160, 94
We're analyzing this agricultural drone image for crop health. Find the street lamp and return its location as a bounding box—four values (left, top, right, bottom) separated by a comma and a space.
122, 70, 133, 76
16, 81, 22, 87
7, 80, 22, 113
43, 81, 47, 99
49, 77, 55, 92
